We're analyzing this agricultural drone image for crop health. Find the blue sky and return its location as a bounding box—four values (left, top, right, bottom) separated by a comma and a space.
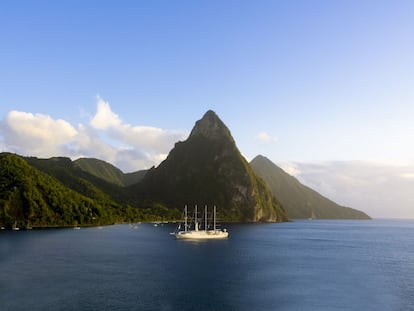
1, 1, 414, 217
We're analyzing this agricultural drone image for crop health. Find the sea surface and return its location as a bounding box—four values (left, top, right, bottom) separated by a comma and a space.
1, 219, 414, 311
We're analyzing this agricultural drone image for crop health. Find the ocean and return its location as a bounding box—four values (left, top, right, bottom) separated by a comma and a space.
1, 220, 414, 310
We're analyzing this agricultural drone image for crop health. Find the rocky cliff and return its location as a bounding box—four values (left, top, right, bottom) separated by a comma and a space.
133, 110, 287, 222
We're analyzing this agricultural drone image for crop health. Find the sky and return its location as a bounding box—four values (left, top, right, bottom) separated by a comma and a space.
1, 0, 414, 218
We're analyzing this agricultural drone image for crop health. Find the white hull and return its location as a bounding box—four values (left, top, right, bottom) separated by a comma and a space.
174, 205, 229, 240
175, 230, 228, 240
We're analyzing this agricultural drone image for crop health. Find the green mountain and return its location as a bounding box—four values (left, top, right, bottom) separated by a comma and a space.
0, 153, 125, 229
0, 153, 176, 228
24, 156, 174, 221
74, 158, 147, 186
132, 110, 288, 222
250, 155, 370, 219
25, 156, 126, 203
74, 158, 126, 186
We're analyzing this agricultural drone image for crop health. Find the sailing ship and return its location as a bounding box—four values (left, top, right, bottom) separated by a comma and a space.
174, 205, 228, 240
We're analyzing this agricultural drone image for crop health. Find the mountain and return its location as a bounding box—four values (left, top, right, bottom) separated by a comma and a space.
2, 110, 368, 227
250, 155, 370, 219
74, 158, 147, 186
74, 158, 126, 186
0, 153, 125, 229
23, 156, 176, 220
0, 153, 179, 228
132, 110, 288, 222
25, 156, 126, 203
124, 170, 147, 186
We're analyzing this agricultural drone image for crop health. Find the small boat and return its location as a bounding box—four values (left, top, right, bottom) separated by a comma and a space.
12, 221, 20, 231
174, 205, 228, 240
308, 210, 316, 220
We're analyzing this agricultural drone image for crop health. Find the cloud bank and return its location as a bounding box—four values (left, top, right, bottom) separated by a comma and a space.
0, 97, 187, 172
279, 161, 414, 219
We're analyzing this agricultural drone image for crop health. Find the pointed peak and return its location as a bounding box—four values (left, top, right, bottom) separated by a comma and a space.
196, 110, 222, 126
251, 155, 268, 163
203, 109, 219, 119
189, 110, 234, 142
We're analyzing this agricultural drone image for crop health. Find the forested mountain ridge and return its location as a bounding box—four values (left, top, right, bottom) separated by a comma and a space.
25, 156, 126, 203
0, 153, 124, 228
74, 158, 147, 186
0, 153, 177, 229
74, 158, 126, 186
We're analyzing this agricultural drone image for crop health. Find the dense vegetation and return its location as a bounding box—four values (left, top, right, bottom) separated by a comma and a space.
74, 158, 146, 186
0, 153, 179, 229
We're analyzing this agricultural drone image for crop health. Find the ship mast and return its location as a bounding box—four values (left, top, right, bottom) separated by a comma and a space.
205, 205, 208, 231
213, 205, 216, 231
194, 205, 198, 231
184, 205, 188, 232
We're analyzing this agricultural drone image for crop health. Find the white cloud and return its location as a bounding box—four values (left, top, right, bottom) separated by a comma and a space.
290, 161, 414, 219
70, 123, 118, 162
90, 97, 186, 154
0, 97, 187, 172
90, 96, 122, 130
256, 131, 278, 144
2, 111, 78, 157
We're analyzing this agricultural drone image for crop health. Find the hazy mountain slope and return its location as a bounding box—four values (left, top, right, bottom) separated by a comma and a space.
132, 111, 287, 222
250, 155, 370, 219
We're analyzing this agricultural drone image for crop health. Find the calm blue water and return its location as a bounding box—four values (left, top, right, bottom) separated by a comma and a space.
1, 220, 414, 310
